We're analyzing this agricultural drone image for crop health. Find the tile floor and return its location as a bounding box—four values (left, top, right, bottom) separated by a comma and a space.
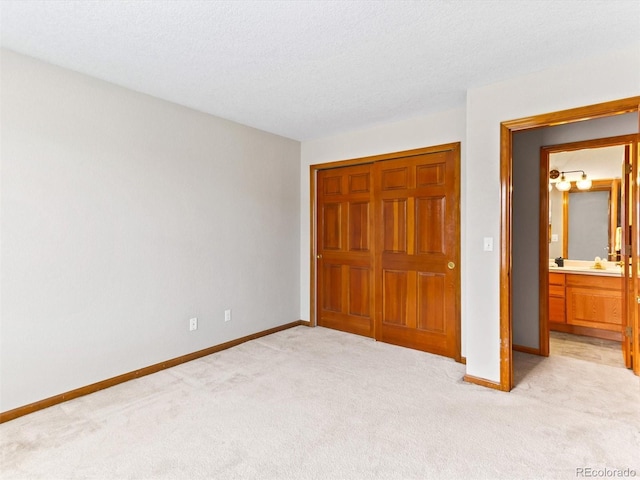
549, 331, 624, 368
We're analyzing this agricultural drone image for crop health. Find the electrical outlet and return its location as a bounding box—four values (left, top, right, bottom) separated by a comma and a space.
224, 309, 232, 322
189, 317, 198, 331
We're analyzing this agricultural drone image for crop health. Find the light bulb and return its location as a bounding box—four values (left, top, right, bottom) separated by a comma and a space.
555, 175, 571, 191
576, 173, 591, 190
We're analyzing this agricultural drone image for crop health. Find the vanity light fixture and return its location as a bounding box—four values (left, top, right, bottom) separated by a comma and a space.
550, 169, 591, 191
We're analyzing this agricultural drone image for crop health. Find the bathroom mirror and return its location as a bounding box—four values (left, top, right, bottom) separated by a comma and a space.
549, 145, 625, 262
564, 180, 620, 260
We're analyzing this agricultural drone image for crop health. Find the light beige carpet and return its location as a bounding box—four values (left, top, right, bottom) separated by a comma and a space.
1, 326, 639, 479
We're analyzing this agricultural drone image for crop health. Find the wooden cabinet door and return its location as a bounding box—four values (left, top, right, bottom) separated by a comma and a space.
549, 296, 566, 323
565, 275, 623, 331
316, 164, 374, 337
374, 149, 460, 358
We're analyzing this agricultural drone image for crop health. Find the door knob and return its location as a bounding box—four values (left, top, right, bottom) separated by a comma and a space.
447, 261, 455, 270
317, 254, 322, 259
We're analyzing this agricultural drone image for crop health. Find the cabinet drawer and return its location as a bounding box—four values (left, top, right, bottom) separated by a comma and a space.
549, 273, 565, 285
565, 274, 622, 290
549, 284, 565, 297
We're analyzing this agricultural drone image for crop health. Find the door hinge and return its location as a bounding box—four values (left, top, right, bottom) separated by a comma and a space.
625, 326, 633, 337
624, 163, 632, 175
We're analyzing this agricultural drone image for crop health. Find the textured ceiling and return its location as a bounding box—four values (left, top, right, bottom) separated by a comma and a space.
1, 0, 639, 141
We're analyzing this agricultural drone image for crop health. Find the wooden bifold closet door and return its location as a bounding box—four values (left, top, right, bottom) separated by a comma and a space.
316, 145, 460, 360
317, 164, 375, 338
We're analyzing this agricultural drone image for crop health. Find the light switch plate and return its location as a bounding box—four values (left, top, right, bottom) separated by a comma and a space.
483, 237, 493, 252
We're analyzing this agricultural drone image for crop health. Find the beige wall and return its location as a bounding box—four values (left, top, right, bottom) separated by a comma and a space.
0, 50, 301, 411
464, 46, 639, 382
2, 44, 638, 411
301, 46, 639, 384
549, 188, 564, 260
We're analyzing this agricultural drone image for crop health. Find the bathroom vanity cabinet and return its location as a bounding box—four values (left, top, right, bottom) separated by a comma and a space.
548, 271, 623, 341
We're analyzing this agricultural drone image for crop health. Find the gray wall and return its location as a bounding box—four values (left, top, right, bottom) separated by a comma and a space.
542, 113, 637, 145
512, 129, 543, 349
0, 50, 301, 411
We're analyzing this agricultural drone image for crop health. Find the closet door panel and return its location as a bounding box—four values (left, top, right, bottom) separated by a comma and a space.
317, 164, 374, 337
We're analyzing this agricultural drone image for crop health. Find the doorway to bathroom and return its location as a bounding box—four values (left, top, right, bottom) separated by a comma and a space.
539, 134, 636, 369
502, 97, 640, 391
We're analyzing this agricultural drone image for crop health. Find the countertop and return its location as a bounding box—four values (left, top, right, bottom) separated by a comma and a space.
549, 265, 622, 277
